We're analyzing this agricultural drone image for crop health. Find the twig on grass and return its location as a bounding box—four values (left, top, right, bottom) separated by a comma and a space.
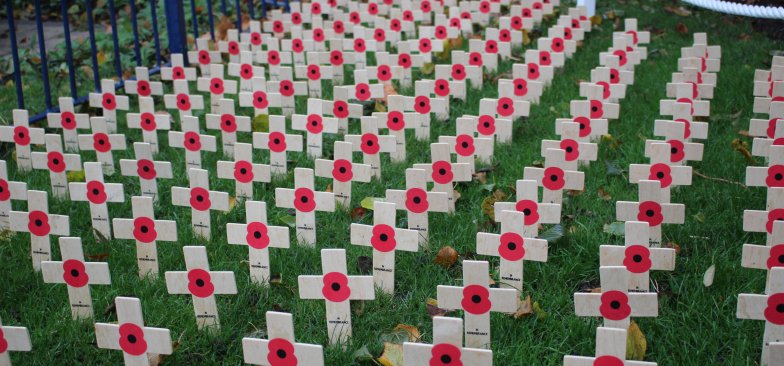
693, 170, 747, 188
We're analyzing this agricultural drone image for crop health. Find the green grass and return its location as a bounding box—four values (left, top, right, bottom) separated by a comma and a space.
0, 0, 782, 364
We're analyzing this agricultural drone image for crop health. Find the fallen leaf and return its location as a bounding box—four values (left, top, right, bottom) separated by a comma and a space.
277, 214, 296, 228
352, 345, 374, 361
604, 160, 625, 176
67, 170, 85, 182
590, 14, 603, 26
374, 100, 388, 113
737, 130, 753, 137
626, 321, 647, 360
351, 207, 367, 220
664, 241, 682, 254
269, 273, 283, 285
537, 224, 563, 242
603, 222, 625, 236
325, 183, 333, 193
692, 212, 705, 223
86, 253, 110, 261
522, 29, 531, 45
252, 114, 269, 132
377, 342, 404, 366
473, 171, 488, 184
453, 189, 461, 202
731, 138, 754, 163
426, 298, 451, 318
664, 5, 691, 16
360, 197, 383, 210
513, 295, 532, 319
532, 301, 547, 319
480, 190, 507, 220
421, 62, 435, 76
228, 196, 237, 211
675, 22, 688, 35
597, 187, 613, 201
434, 246, 458, 268
703, 264, 716, 287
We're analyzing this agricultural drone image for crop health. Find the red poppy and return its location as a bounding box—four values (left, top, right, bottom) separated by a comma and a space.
234, 160, 255, 183
246, 221, 270, 249
421, 0, 432, 12
140, 112, 157, 131
599, 290, 631, 321
368, 2, 379, 15
330, 50, 344, 67
515, 200, 540, 226
571, 18, 581, 29
768, 209, 784, 234
209, 78, 225, 94
479, 0, 490, 13
451, 64, 466, 81
766, 117, 784, 139
381, 112, 403, 132
542, 167, 565, 190
613, 50, 627, 66
637, 201, 664, 227
522, 7, 532, 17
86, 180, 107, 204
252, 91, 269, 109
310, 2, 321, 14
455, 135, 475, 156
0, 180, 9, 202
183, 131, 202, 152
47, 151, 66, 173
137, 159, 157, 180
12, 126, 30, 146
332, 159, 354, 182
240, 64, 254, 80
197, 49, 211, 65
377, 65, 392, 81
648, 163, 673, 188
460, 11, 471, 20
609, 68, 620, 84
279, 80, 295, 97
306, 65, 321, 81
190, 187, 212, 211
564, 27, 573, 40
431, 161, 454, 184
102, 93, 117, 110
676, 97, 695, 116
672, 118, 692, 139
228, 41, 240, 55
419, 38, 432, 53
350, 11, 360, 24
398, 53, 412, 69
513, 78, 528, 96
593, 355, 624, 366
468, 52, 483, 67
595, 81, 611, 100
62, 259, 89, 287
414, 96, 431, 114
511, 16, 523, 30
292, 39, 304, 53
403, 10, 413, 21
473, 116, 495, 137
360, 133, 380, 155
313, 28, 325, 42
435, 25, 448, 39
306, 114, 324, 134
461, 284, 492, 315
333, 20, 345, 34
353, 39, 366, 53
667, 140, 685, 163
221, 114, 237, 133
267, 338, 298, 366
527, 62, 540, 80
322, 271, 351, 302
172, 66, 186, 80
623, 245, 652, 273
333, 101, 349, 118
268, 132, 287, 153
176, 93, 191, 111
532, 1, 542, 9
0, 330, 6, 354
572, 116, 592, 138
485, 40, 498, 54
626, 30, 639, 45
28, 210, 51, 236
60, 111, 77, 130
450, 18, 461, 28
764, 293, 784, 325
371, 224, 397, 252
374, 28, 386, 42
136, 80, 152, 97
767, 245, 784, 269
429, 343, 463, 366
118, 323, 148, 356
560, 139, 579, 161
272, 20, 284, 33
291, 12, 302, 25
268, 50, 281, 66
589, 100, 603, 119
294, 187, 316, 213
499, 29, 511, 42
405, 188, 430, 214
498, 232, 526, 261
766, 165, 784, 188
355, 83, 371, 101
188, 268, 215, 298
132, 217, 157, 243
91, 132, 112, 153
550, 37, 564, 53
434, 79, 450, 97
250, 32, 262, 46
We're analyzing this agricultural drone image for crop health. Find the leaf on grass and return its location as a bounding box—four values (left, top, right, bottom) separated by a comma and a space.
513, 295, 532, 319
228, 196, 237, 211
86, 253, 110, 261
277, 214, 296, 228
269, 273, 283, 285
377, 342, 404, 366
375, 100, 388, 113
252, 114, 269, 132
426, 298, 451, 318
360, 197, 384, 210
380, 324, 421, 343
0, 230, 13, 241
603, 222, 625, 237
351, 207, 368, 220
604, 160, 624, 176
435, 246, 458, 268
537, 224, 563, 242
590, 15, 602, 26
664, 5, 692, 16
626, 321, 647, 360
597, 187, 612, 201
67, 170, 85, 182
532, 301, 547, 319
480, 184, 495, 192
675, 22, 689, 35
453, 189, 461, 202
703, 264, 715, 287
352, 345, 374, 361
601, 134, 622, 150
480, 190, 507, 221
731, 138, 754, 164
664, 241, 682, 254
692, 212, 705, 223
421, 63, 435, 75
473, 171, 488, 184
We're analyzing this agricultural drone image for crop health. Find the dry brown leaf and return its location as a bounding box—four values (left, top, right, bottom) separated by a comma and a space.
351, 207, 367, 220
664, 5, 692, 16
480, 190, 508, 220
473, 171, 488, 184
664, 241, 682, 254
513, 295, 532, 319
731, 138, 754, 163
597, 187, 612, 201
377, 343, 404, 366
325, 183, 333, 192
675, 22, 688, 35
434, 246, 458, 268
426, 298, 451, 318
393, 324, 421, 342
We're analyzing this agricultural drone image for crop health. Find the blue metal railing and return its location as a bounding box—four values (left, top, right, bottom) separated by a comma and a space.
6, 0, 291, 123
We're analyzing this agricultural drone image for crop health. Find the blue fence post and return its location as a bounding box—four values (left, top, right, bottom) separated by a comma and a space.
108, 0, 123, 80
6, 1, 24, 109
207, 0, 216, 41
150, 0, 163, 67
130, 0, 142, 66
235, 0, 242, 30
164, 0, 189, 64
60, 0, 78, 99
248, 0, 255, 20
33, 0, 52, 110
85, 0, 101, 91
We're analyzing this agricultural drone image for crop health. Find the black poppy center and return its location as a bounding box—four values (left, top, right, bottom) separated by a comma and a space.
331, 282, 341, 291
471, 294, 481, 303
274, 138, 281, 144
366, 140, 374, 146
610, 300, 621, 309
565, 146, 573, 153
523, 208, 532, 216
461, 142, 469, 148
196, 195, 204, 202
439, 168, 447, 175
99, 139, 105, 145
70, 269, 79, 277
591, 106, 598, 112
214, 83, 220, 89
277, 349, 287, 359
779, 254, 784, 263
180, 98, 186, 104
671, 147, 678, 154
301, 196, 309, 203
127, 334, 137, 344
339, 167, 347, 174
778, 304, 784, 313
484, 122, 490, 128
776, 173, 783, 181
413, 196, 422, 204
507, 242, 517, 250
257, 97, 264, 102
105, 98, 112, 104
530, 68, 535, 74
196, 279, 205, 287
549, 174, 558, 182
143, 166, 150, 172
633, 254, 643, 263
92, 188, 100, 195
189, 138, 196, 144
240, 168, 247, 174
646, 209, 655, 217
656, 172, 665, 179
254, 231, 262, 239
53, 158, 60, 165
441, 355, 452, 364
35, 219, 43, 226
140, 225, 149, 233
579, 123, 586, 130
419, 102, 426, 107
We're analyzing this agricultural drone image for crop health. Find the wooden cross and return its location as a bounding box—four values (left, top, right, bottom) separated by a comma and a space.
437, 59, 482, 92
315, 141, 371, 207
298, 248, 375, 345
69, 162, 125, 240
755, 81, 784, 116
163, 79, 205, 121
228, 51, 266, 93
171, 168, 230, 239
256, 47, 293, 82
227, 200, 289, 284
386, 168, 449, 245
275, 168, 335, 247
241, 311, 324, 366
342, 35, 378, 70
266, 68, 308, 116
253, 115, 304, 176
9, 190, 69, 271
375, 50, 425, 88
574, 266, 658, 329
477, 97, 530, 143
239, 77, 273, 116
282, 37, 315, 67
617, 180, 685, 248
0, 160, 27, 230
125, 66, 164, 103
0, 317, 31, 366
747, 145, 784, 191
599, 221, 676, 292
168, 115, 217, 172
498, 76, 544, 105
486, 27, 522, 57
558, 114, 609, 143
753, 57, 783, 95
742, 221, 784, 295
598, 52, 635, 86
119, 142, 173, 201
376, 103, 423, 163
240, 21, 270, 54
364, 62, 404, 89
325, 93, 363, 135
413, 143, 472, 213
78, 117, 126, 175
402, 316, 493, 365
541, 121, 598, 169
523, 148, 585, 204
344, 116, 397, 179
588, 66, 627, 102
660, 82, 711, 118
563, 326, 657, 366
749, 101, 783, 156
187, 38, 220, 78
205, 98, 251, 158
654, 102, 709, 142
1, 110, 45, 171
31, 134, 81, 199
575, 83, 620, 120
414, 80, 453, 121
295, 57, 334, 98
494, 179, 561, 238
437, 260, 517, 348
462, 43, 498, 73
89, 79, 129, 133
292, 98, 339, 158
165, 246, 237, 330
350, 201, 418, 294
113, 196, 177, 278
737, 267, 784, 366
438, 117, 494, 175
743, 187, 784, 245
599, 34, 640, 71
218, 29, 247, 64
539, 28, 577, 59
387, 94, 443, 140
197, 64, 238, 113
46, 97, 90, 152
644, 121, 704, 165
519, 50, 556, 84
753, 119, 784, 159
160, 53, 197, 81
321, 43, 359, 84
669, 67, 715, 101
41, 237, 111, 319
337, 69, 384, 104
95, 296, 172, 366
630, 142, 693, 203
217, 142, 271, 201
126, 97, 170, 154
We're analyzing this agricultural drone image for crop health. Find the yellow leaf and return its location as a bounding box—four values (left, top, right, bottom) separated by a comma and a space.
421, 62, 435, 76
522, 29, 531, 45
377, 342, 404, 366
360, 197, 383, 210
626, 321, 647, 360
97, 52, 107, 64
590, 15, 603, 26
67, 170, 85, 182
731, 138, 754, 163
532, 301, 547, 319
480, 190, 507, 221
392, 324, 420, 342
228, 196, 237, 211
252, 114, 270, 132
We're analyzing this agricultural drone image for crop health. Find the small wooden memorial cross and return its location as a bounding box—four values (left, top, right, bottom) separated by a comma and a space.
478, 97, 530, 143
217, 142, 271, 201
119, 142, 173, 201
413, 143, 471, 213
600, 34, 640, 71
743, 187, 784, 246
168, 115, 217, 173
387, 94, 443, 140
630, 142, 693, 203
325, 94, 363, 135
31, 134, 81, 199
574, 266, 658, 329
749, 102, 783, 157
737, 267, 784, 366
465, 40, 499, 73
160, 53, 197, 81
519, 50, 556, 84
242, 311, 324, 366
239, 77, 273, 116
386, 168, 449, 245
9, 190, 69, 271
436, 61, 481, 93
494, 179, 561, 238
125, 66, 164, 105
163, 79, 205, 121
267, 68, 309, 117
438, 117, 494, 175
171, 168, 230, 239
747, 145, 784, 191
0, 160, 27, 230
241, 21, 270, 54
315, 141, 372, 207
0, 317, 31, 366
256, 47, 293, 83
497, 76, 544, 105
206, 98, 251, 158
69, 162, 125, 240
588, 66, 627, 102
282, 37, 315, 67
292, 98, 339, 158
344, 116, 397, 179
95, 297, 173, 366
599, 52, 635, 86
402, 316, 493, 365
342, 36, 376, 70
576, 83, 620, 120
485, 27, 518, 59
295, 56, 334, 98
644, 120, 704, 166
197, 64, 238, 113
187, 38, 220, 78
523, 148, 586, 204
89, 79, 129, 133
78, 116, 127, 175
1, 110, 45, 171
298, 249, 375, 345
47, 97, 89, 152
599, 221, 676, 292
126, 97, 171, 154
253, 115, 304, 176
556, 114, 609, 143
563, 326, 657, 366
275, 168, 335, 247
166, 246, 237, 330
350, 201, 418, 294
541, 121, 599, 169
229, 50, 266, 93
375, 107, 423, 163
218, 29, 247, 64
414, 80, 453, 121
617, 180, 685, 248
41, 237, 111, 319
112, 196, 178, 278
337, 69, 384, 104
660, 82, 711, 118
742, 221, 784, 295
227, 200, 289, 284
669, 67, 715, 101
324, 42, 359, 84
654, 102, 709, 142
436, 260, 517, 348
